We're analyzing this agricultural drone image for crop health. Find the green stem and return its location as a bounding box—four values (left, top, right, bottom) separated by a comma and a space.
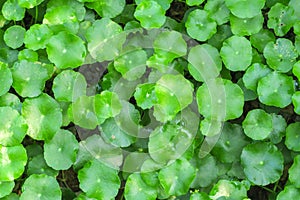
261, 186, 275, 194
35, 5, 38, 24
273, 181, 279, 192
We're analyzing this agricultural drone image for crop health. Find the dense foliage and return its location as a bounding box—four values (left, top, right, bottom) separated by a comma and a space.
0, 0, 300, 199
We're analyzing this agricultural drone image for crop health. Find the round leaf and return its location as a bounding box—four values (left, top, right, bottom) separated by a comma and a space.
0, 93, 21, 112
0, 62, 12, 96
285, 122, 300, 151
124, 173, 157, 200
4, 25, 25, 49
24, 24, 53, 50
134, 0, 166, 28
0, 107, 27, 146
257, 71, 295, 108
277, 186, 300, 200
20, 174, 62, 200
185, 9, 217, 41
241, 142, 283, 186
52, 70, 87, 102
78, 159, 120, 199
114, 49, 147, 81
158, 158, 196, 196
18, 49, 38, 62
154, 74, 193, 122
44, 129, 79, 170
229, 13, 263, 36
267, 3, 296, 36
220, 36, 252, 71
268, 113, 286, 144
134, 83, 157, 109
86, 0, 125, 18
204, 0, 230, 25
0, 145, 27, 181
22, 93, 62, 141
225, 0, 265, 18
288, 155, 300, 187
18, 0, 44, 8
27, 154, 58, 177
263, 38, 298, 73
2, 0, 25, 21
46, 31, 86, 69
292, 61, 300, 80
196, 78, 244, 120
249, 29, 275, 53
292, 91, 300, 114
242, 109, 273, 140
0, 181, 14, 198
11, 60, 49, 98
209, 179, 248, 199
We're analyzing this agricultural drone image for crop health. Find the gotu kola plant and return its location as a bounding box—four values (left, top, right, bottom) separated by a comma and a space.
0, 0, 300, 199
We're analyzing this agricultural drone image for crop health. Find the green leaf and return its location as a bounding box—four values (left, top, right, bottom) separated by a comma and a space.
114, 49, 147, 81
0, 62, 12, 96
18, 0, 44, 8
94, 91, 122, 124
242, 63, 272, 91
46, 0, 85, 21
186, 0, 204, 6
250, 29, 275, 53
44, 129, 79, 170
86, 18, 125, 62
18, 49, 38, 62
187, 44, 222, 82
24, 24, 53, 51
70, 95, 98, 130
154, 74, 193, 122
257, 71, 295, 108
135, 0, 172, 11
86, 0, 125, 18
52, 70, 87, 102
190, 192, 211, 200
11, 60, 49, 98
208, 24, 232, 49
134, 0, 166, 28
242, 109, 273, 140
288, 155, 300, 187
204, 0, 230, 25
292, 91, 300, 114
263, 38, 298, 73
0, 107, 27, 146
267, 3, 296, 36
225, 0, 266, 18
124, 173, 157, 200
74, 134, 123, 171
134, 83, 157, 109
211, 122, 249, 163
27, 154, 58, 176
0, 145, 27, 181
2, 0, 25, 21
190, 154, 218, 188
285, 122, 300, 151
149, 124, 194, 164
46, 31, 86, 69
229, 13, 263, 36
20, 174, 62, 200
185, 9, 217, 41
268, 113, 286, 144
78, 159, 120, 199
196, 78, 244, 120
158, 158, 196, 196
0, 93, 21, 112
209, 179, 248, 200
293, 61, 300, 80
3, 25, 25, 49
0, 181, 14, 198
277, 185, 300, 200
153, 30, 187, 62
22, 93, 62, 141
241, 142, 283, 185
220, 36, 252, 71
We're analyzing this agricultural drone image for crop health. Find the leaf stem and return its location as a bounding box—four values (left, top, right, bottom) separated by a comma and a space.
261, 186, 275, 194
35, 5, 38, 24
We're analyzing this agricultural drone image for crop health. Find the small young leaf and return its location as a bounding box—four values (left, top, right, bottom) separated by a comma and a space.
44, 129, 79, 170
20, 174, 62, 200
3, 25, 25, 49
134, 83, 157, 109
185, 9, 217, 41
2, 0, 25, 21
241, 142, 283, 186
78, 159, 120, 199
257, 71, 295, 108
134, 0, 166, 28
220, 36, 252, 71
46, 31, 86, 69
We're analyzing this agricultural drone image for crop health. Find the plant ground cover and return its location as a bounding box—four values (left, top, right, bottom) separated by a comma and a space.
0, 0, 300, 199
